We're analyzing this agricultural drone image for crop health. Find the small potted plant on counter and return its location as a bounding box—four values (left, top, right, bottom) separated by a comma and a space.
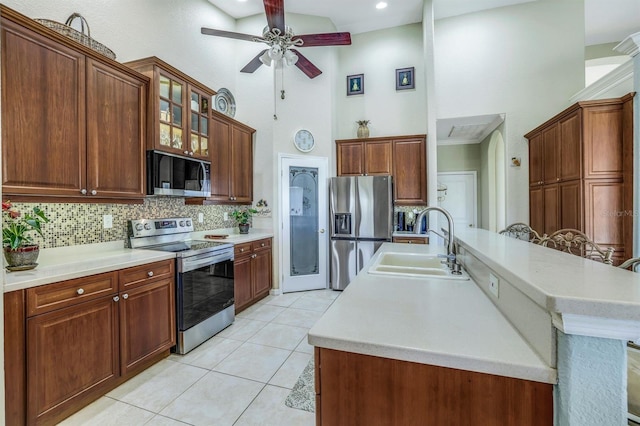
2, 200, 50, 271
231, 207, 258, 234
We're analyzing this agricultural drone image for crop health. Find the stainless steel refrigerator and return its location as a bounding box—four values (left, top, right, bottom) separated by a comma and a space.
329, 176, 393, 290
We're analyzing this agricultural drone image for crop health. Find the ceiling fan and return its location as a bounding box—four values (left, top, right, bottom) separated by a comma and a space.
201, 0, 352, 79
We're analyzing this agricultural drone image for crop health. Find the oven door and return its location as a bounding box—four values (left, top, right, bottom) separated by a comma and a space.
176, 253, 234, 332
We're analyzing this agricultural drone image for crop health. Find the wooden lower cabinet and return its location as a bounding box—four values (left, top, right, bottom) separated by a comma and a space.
234, 238, 272, 313
5, 260, 176, 425
315, 347, 553, 426
27, 296, 120, 425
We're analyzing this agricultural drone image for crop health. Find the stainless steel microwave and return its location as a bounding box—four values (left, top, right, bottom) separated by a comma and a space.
147, 151, 211, 197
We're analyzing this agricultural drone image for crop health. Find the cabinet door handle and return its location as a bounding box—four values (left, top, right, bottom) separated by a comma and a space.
184, 151, 189, 155
148, 271, 154, 277
113, 296, 120, 302
240, 248, 245, 252
261, 243, 265, 247
76, 288, 85, 295
91, 190, 97, 196
123, 294, 129, 300
189, 151, 194, 156
81, 189, 87, 195
252, 254, 257, 258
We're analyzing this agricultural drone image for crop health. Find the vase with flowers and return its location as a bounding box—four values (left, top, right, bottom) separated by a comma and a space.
231, 207, 258, 234
2, 201, 49, 270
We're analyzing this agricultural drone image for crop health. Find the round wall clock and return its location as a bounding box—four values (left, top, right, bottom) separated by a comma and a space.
294, 129, 315, 152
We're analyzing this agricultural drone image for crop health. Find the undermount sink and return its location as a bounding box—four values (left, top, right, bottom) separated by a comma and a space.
368, 252, 470, 280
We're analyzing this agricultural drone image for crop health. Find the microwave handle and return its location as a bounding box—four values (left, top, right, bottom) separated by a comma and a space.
199, 161, 211, 192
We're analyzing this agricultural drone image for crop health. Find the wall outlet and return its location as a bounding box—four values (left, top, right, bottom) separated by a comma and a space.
103, 215, 113, 229
489, 273, 499, 298
223, 212, 229, 221
198, 213, 204, 223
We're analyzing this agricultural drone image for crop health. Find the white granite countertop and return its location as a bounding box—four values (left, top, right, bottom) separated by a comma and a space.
190, 227, 274, 244
454, 228, 640, 321
308, 242, 556, 384
3, 241, 176, 293
3, 228, 275, 293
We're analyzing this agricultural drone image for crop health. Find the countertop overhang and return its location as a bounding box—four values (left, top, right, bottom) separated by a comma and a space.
308, 242, 557, 384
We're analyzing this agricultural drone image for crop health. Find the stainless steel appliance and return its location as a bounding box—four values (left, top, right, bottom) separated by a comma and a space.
128, 218, 234, 354
147, 150, 211, 197
329, 176, 393, 290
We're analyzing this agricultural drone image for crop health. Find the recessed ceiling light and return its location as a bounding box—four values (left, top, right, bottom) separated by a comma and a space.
376, 2, 387, 9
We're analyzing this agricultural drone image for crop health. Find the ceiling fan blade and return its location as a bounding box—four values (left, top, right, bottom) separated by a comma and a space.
201, 27, 264, 43
290, 49, 322, 79
264, 0, 285, 33
293, 32, 352, 47
240, 49, 268, 73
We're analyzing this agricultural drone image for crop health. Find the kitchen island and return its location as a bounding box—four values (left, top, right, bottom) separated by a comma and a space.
309, 228, 640, 425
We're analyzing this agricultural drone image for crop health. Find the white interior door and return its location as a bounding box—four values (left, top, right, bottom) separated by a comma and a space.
437, 172, 477, 234
279, 155, 328, 293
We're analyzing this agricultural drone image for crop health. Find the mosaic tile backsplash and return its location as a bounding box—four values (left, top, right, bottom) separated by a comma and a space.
4, 198, 242, 249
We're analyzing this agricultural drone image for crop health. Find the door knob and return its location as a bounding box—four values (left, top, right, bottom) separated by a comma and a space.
113, 296, 120, 302
319, 229, 325, 233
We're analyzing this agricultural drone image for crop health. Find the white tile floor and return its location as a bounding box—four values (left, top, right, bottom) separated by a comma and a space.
59, 289, 339, 426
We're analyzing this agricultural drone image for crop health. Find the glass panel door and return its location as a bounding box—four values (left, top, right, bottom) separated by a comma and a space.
158, 73, 184, 150
189, 89, 210, 157
289, 166, 319, 276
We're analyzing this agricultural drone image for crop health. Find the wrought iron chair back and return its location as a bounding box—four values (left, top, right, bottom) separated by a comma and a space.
541, 228, 615, 265
498, 223, 545, 244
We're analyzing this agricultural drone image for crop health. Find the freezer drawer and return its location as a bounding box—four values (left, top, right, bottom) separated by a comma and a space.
330, 239, 356, 291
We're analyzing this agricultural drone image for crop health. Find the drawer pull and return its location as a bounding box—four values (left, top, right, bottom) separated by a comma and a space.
76, 288, 85, 295
261, 243, 265, 247
113, 296, 120, 302
123, 294, 129, 300
148, 271, 154, 277
240, 248, 245, 252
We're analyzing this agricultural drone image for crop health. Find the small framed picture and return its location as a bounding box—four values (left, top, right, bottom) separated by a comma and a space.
396, 67, 415, 90
347, 74, 364, 96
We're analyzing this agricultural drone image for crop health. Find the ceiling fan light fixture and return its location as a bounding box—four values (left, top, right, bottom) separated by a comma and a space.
284, 49, 298, 66
260, 50, 272, 66
376, 2, 388, 9
268, 44, 284, 60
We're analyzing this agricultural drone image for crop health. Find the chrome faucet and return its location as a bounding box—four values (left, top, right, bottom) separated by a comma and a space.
414, 206, 458, 271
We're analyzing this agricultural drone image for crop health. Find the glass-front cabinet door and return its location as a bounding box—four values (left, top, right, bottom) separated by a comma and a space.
158, 73, 185, 152
189, 88, 210, 158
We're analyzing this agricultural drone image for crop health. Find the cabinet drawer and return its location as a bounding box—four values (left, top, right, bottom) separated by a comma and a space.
235, 242, 253, 257
26, 271, 118, 317
252, 238, 271, 252
119, 259, 174, 291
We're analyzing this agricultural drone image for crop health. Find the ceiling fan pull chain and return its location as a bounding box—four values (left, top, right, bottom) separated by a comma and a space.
273, 67, 278, 120
281, 67, 286, 100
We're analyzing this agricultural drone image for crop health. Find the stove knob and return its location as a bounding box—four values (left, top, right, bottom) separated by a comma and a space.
179, 220, 185, 227
186, 220, 192, 227
144, 223, 152, 230
135, 223, 143, 232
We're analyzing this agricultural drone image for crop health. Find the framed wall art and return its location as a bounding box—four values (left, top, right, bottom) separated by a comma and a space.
347, 74, 364, 96
396, 67, 415, 90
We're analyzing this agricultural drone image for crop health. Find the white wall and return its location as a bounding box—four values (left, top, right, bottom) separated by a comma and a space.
336, 24, 427, 140
434, 0, 585, 223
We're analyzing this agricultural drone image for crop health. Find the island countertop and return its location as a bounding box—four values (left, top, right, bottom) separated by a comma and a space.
308, 242, 557, 384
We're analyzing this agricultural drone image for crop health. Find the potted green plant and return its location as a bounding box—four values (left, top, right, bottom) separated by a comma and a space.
231, 207, 257, 234
2, 201, 50, 270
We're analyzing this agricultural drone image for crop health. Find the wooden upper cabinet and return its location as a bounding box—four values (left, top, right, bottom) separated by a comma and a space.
558, 111, 582, 181
1, 7, 148, 202
336, 140, 392, 176
528, 133, 543, 186
582, 104, 624, 179
124, 56, 213, 160
541, 124, 559, 185
1, 17, 86, 197
195, 111, 255, 205
230, 124, 254, 203
336, 142, 365, 176
86, 59, 146, 199
336, 135, 427, 205
392, 136, 427, 205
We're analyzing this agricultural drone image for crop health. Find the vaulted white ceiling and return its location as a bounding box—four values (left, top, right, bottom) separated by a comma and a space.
206, 0, 640, 45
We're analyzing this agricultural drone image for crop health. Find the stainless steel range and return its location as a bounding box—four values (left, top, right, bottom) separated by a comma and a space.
128, 218, 234, 354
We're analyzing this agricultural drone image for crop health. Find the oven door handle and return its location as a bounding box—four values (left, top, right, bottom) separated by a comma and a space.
181, 253, 233, 273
